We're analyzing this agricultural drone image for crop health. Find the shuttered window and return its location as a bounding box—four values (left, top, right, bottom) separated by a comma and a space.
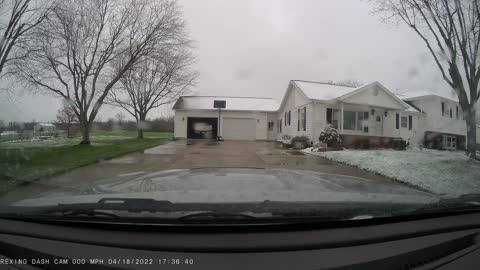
297, 109, 300, 131
303, 107, 307, 131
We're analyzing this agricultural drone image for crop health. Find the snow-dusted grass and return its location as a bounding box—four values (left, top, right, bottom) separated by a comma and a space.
302, 147, 480, 196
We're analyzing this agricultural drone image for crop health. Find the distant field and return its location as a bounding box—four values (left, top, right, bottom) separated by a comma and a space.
88, 130, 172, 138
0, 131, 173, 194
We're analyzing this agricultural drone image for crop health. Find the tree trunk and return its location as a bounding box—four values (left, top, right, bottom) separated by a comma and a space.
465, 106, 477, 159
137, 115, 146, 139
80, 121, 91, 145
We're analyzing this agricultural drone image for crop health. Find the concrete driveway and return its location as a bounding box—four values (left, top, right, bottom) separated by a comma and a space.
0, 140, 398, 203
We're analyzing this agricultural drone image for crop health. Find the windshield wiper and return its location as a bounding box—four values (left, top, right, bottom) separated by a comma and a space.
399, 194, 480, 216
0, 198, 436, 223
178, 212, 257, 222
59, 209, 120, 219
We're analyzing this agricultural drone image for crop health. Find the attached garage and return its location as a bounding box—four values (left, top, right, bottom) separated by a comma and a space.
222, 118, 256, 140
173, 96, 280, 141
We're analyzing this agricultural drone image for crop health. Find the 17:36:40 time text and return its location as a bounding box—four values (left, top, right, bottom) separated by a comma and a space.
159, 258, 194, 265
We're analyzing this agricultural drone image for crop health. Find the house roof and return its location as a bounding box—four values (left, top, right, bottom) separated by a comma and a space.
289, 80, 422, 113
291, 80, 360, 100
173, 96, 280, 112
396, 92, 460, 102
35, 123, 55, 127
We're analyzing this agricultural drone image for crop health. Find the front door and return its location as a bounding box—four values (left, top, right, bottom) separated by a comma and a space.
374, 113, 383, 136
442, 135, 457, 150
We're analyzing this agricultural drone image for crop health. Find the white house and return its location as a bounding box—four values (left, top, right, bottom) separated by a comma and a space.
173, 80, 468, 150
33, 123, 56, 133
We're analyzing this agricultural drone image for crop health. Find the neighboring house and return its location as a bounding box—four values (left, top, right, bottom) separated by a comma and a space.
477, 125, 480, 145
400, 94, 467, 150
33, 123, 56, 133
173, 80, 468, 150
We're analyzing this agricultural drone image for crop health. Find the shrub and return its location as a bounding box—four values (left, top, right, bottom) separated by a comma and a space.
291, 136, 311, 149
319, 126, 342, 148
392, 139, 407, 150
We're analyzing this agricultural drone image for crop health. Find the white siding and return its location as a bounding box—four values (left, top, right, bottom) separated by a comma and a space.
311, 103, 327, 142
477, 126, 480, 144
341, 85, 404, 110
275, 84, 315, 142
174, 110, 269, 140
406, 96, 467, 137
382, 110, 426, 147
266, 112, 277, 140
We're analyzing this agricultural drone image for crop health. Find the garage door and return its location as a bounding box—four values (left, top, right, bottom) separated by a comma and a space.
222, 118, 256, 140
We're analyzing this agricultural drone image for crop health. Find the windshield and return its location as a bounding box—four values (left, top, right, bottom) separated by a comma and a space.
0, 0, 479, 224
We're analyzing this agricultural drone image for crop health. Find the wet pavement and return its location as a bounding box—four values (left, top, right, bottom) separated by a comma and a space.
0, 140, 400, 203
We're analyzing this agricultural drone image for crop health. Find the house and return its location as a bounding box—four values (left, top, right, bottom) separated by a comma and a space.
477, 125, 480, 145
173, 80, 468, 150
33, 123, 56, 133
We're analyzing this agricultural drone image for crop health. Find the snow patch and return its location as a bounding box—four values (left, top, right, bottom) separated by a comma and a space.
303, 147, 480, 196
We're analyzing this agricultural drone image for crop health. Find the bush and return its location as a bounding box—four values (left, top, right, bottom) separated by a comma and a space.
392, 139, 407, 150
291, 136, 311, 149
319, 126, 342, 148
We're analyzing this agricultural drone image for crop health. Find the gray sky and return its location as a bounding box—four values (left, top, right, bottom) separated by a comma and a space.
0, 0, 461, 122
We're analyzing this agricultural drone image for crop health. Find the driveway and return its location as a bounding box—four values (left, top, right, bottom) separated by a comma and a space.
0, 140, 400, 203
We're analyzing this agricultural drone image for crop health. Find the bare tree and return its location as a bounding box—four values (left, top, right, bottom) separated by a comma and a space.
373, 0, 479, 159
14, 0, 188, 144
0, 0, 52, 83
115, 111, 125, 126
56, 100, 77, 137
108, 49, 195, 138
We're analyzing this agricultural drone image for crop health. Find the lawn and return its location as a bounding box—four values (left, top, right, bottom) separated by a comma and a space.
303, 147, 480, 197
0, 132, 173, 194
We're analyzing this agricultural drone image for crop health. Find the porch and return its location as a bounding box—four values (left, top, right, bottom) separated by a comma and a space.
424, 131, 466, 151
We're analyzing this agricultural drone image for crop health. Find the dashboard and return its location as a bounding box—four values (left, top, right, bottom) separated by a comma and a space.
1, 213, 480, 269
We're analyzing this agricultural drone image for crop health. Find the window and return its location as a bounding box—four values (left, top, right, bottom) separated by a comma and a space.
456, 106, 459, 119
441, 102, 445, 116
408, 115, 412, 130
326, 108, 339, 128
401, 116, 407, 128
343, 111, 368, 132
302, 107, 307, 131
449, 107, 452, 118
343, 111, 356, 130
268, 121, 274, 131
395, 113, 399, 129
297, 108, 300, 131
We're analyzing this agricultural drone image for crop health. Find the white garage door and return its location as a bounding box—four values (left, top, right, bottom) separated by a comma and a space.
222, 118, 256, 140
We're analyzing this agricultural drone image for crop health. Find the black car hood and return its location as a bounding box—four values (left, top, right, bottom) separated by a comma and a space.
13, 168, 438, 206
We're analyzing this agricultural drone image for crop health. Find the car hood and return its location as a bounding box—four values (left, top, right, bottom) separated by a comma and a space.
13, 168, 439, 207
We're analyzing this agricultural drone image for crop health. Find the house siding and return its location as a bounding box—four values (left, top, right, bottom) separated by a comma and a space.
477, 126, 480, 144
407, 96, 467, 146
276, 84, 315, 142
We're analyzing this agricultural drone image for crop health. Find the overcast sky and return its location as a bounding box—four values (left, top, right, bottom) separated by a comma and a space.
0, 0, 461, 123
